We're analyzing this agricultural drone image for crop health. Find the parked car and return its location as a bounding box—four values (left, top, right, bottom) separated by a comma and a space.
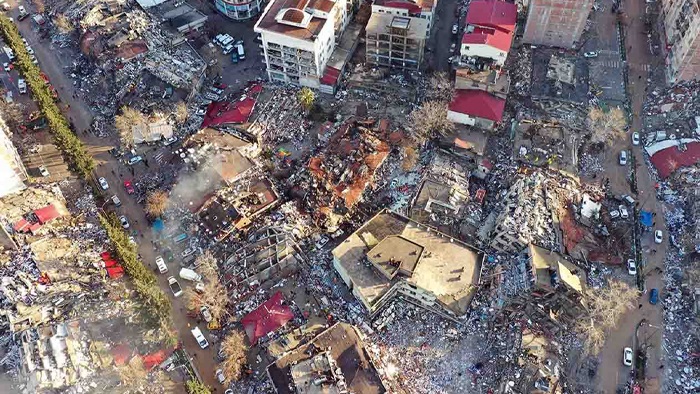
191, 326, 209, 348
649, 288, 659, 305
179, 268, 202, 282
623, 347, 633, 366
621, 194, 635, 205
3, 62, 10, 72
119, 215, 129, 229
181, 247, 196, 258
169, 276, 183, 297
584, 51, 599, 58
123, 180, 135, 194
215, 368, 225, 384
163, 136, 178, 146
98, 177, 109, 190
38, 166, 49, 177
450, 42, 456, 52
128, 235, 136, 245
451, 24, 458, 34
632, 132, 640, 145
619, 205, 629, 219
627, 259, 637, 275
654, 229, 663, 244
17, 79, 26, 94
195, 282, 205, 293
127, 155, 143, 165
156, 256, 168, 274
619, 150, 628, 165
609, 209, 620, 219
111, 195, 121, 206
201, 306, 213, 323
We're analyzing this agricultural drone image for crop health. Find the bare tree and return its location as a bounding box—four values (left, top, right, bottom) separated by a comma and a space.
426, 72, 454, 102
117, 356, 148, 392
174, 102, 188, 124
184, 279, 228, 321
219, 330, 248, 385
587, 106, 627, 146
410, 101, 454, 142
115, 106, 146, 148
53, 14, 74, 34
146, 190, 169, 217
577, 279, 639, 356
401, 145, 418, 171
195, 250, 218, 282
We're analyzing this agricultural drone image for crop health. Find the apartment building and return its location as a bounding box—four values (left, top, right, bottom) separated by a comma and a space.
254, 0, 348, 88
371, 0, 435, 36
460, 0, 516, 68
661, 0, 700, 82
522, 0, 594, 48
215, 0, 266, 20
365, 13, 428, 70
0, 115, 27, 197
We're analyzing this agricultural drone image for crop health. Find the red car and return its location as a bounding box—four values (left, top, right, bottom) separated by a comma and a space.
123, 180, 135, 194
40, 72, 49, 85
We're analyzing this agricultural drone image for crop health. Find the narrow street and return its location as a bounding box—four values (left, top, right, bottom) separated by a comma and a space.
13, 8, 220, 390
596, 0, 666, 392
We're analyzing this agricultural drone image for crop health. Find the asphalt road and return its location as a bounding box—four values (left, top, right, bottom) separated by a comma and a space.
10, 2, 221, 389
596, 0, 666, 392
426, 0, 460, 72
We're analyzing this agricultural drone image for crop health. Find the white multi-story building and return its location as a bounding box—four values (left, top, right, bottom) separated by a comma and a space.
371, 0, 435, 37
254, 0, 348, 88
215, 0, 266, 21
0, 115, 27, 197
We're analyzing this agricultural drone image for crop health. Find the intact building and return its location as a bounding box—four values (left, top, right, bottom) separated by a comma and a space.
216, 0, 266, 20
365, 13, 428, 70
661, 0, 700, 82
522, 0, 594, 48
332, 210, 484, 318
460, 0, 516, 68
0, 115, 27, 198
254, 0, 349, 88
371, 0, 435, 37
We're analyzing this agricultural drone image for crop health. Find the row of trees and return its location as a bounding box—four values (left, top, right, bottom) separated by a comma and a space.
0, 15, 94, 179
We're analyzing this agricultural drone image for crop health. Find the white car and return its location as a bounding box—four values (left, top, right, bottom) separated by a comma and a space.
2, 62, 9, 72
627, 259, 637, 276
632, 132, 640, 145
609, 209, 620, 219
584, 51, 599, 58
155, 256, 168, 274
619, 205, 629, 219
623, 347, 633, 366
119, 215, 129, 229
98, 177, 109, 190
25, 46, 33, 55
128, 235, 136, 245
17, 79, 25, 94
450, 42, 456, 52
201, 306, 213, 323
163, 136, 177, 146
38, 166, 49, 177
619, 150, 628, 165
654, 230, 663, 244
181, 247, 195, 258
111, 195, 121, 206
451, 24, 458, 34
215, 369, 225, 385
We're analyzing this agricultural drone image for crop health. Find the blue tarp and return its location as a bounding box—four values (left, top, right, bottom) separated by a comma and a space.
640, 210, 653, 227
152, 218, 164, 232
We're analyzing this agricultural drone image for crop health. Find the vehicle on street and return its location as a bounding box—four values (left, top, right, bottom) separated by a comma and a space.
128, 235, 136, 245
236, 43, 245, 60
623, 347, 633, 366
111, 195, 121, 206
4, 91, 12, 103
201, 306, 213, 323
2, 3, 10, 11
17, 6, 27, 19
654, 230, 663, 244
584, 51, 599, 58
315, 236, 329, 250
179, 267, 202, 282
123, 180, 135, 194
163, 136, 178, 146
38, 166, 49, 177
619, 150, 628, 165
17, 79, 26, 94
621, 194, 635, 204
191, 326, 209, 348
632, 132, 640, 145
156, 256, 168, 274
451, 24, 458, 34
195, 282, 205, 293
3, 46, 14, 60
627, 259, 637, 275
222, 44, 235, 55
450, 42, 456, 52
619, 205, 629, 219
215, 368, 225, 384
649, 288, 659, 305
127, 155, 143, 165
168, 276, 183, 297
25, 46, 33, 55
40, 72, 49, 84
2, 62, 9, 72
98, 177, 109, 190
119, 215, 129, 229
181, 247, 196, 258
609, 209, 620, 219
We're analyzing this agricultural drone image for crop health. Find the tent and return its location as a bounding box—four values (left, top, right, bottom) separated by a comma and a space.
639, 210, 653, 227
241, 292, 294, 344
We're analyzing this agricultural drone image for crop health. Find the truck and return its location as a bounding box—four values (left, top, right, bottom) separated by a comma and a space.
179, 268, 202, 282
236, 43, 245, 60
167, 276, 183, 297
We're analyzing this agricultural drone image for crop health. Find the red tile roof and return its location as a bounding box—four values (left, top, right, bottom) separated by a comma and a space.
241, 292, 294, 344
448, 90, 505, 122
373, 0, 422, 14
465, 0, 517, 33
461, 26, 513, 52
650, 141, 700, 179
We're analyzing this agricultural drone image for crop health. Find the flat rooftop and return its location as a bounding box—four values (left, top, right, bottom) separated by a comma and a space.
366, 13, 429, 40
268, 323, 386, 394
255, 0, 335, 41
333, 210, 483, 315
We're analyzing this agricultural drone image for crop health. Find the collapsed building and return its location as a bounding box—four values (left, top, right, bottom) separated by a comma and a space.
332, 210, 484, 320
267, 322, 386, 394
514, 120, 579, 177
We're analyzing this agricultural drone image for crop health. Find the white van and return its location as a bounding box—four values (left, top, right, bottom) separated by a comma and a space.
179, 267, 202, 282
155, 256, 168, 274
191, 327, 209, 349
236, 43, 245, 60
